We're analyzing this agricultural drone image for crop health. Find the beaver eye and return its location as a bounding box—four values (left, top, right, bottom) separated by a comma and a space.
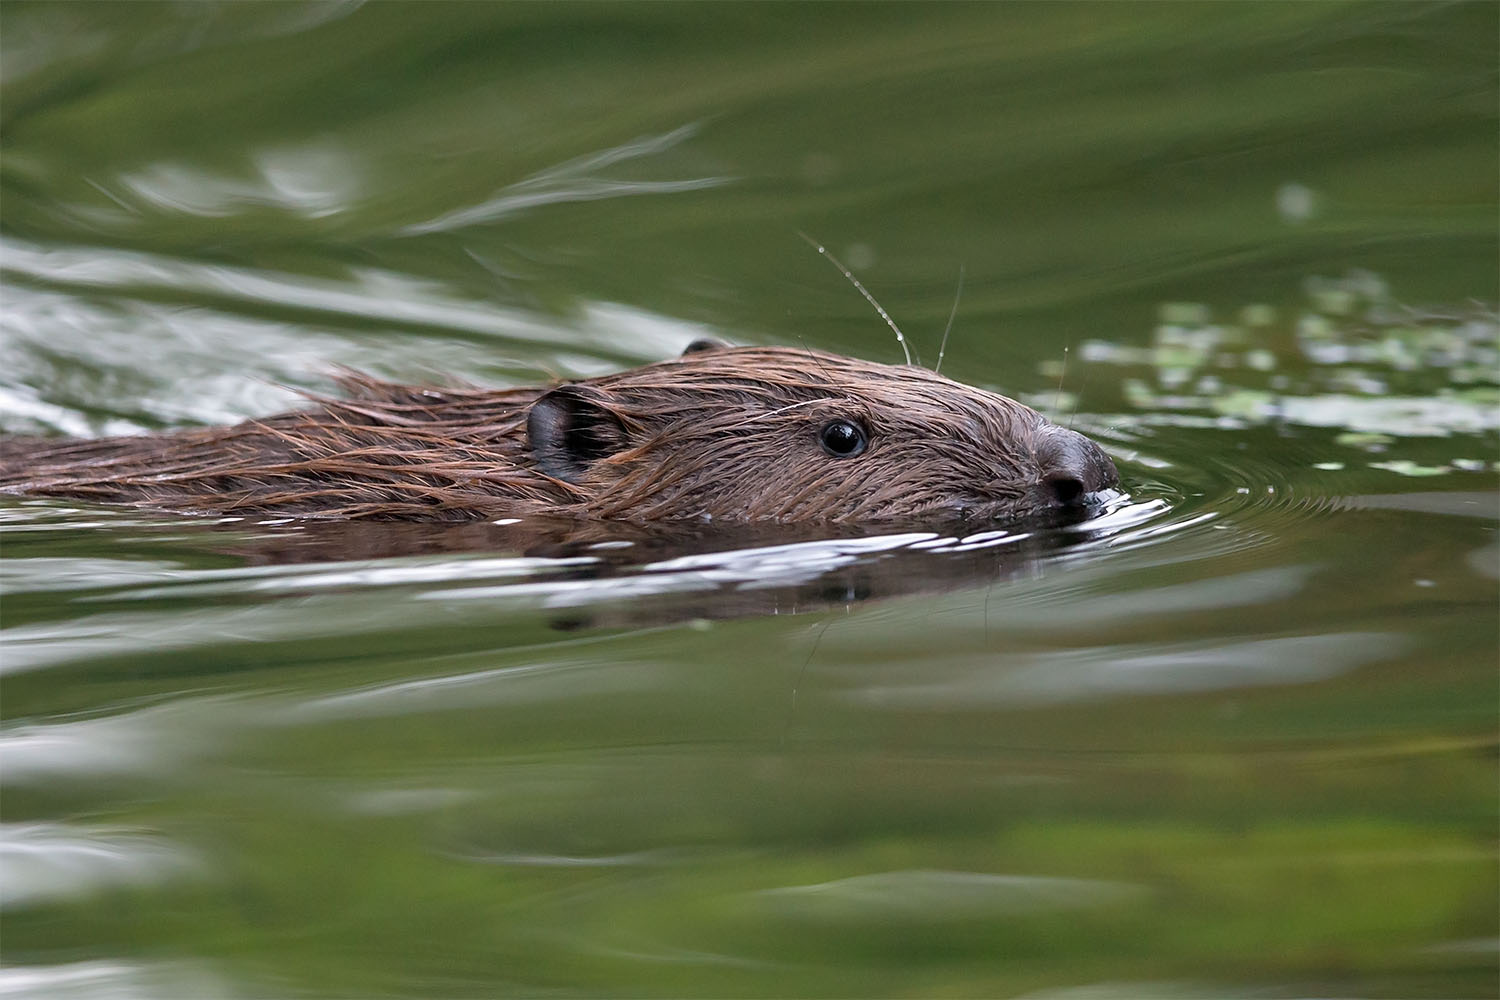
819, 419, 867, 458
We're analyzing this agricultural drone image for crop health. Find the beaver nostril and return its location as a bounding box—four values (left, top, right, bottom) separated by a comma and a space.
1044, 474, 1087, 507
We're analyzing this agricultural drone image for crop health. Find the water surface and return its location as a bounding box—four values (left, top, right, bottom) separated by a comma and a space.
1, 4, 1496, 997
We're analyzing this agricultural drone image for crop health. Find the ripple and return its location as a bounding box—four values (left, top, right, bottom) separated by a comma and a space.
3, 714, 163, 781
1337, 491, 1498, 520
847, 631, 1405, 708
0, 490, 1200, 640
0, 823, 198, 909
1, 238, 725, 430
95, 553, 598, 601
755, 870, 1145, 921
287, 658, 659, 721
398, 122, 728, 235
456, 848, 685, 869
342, 787, 480, 816
641, 532, 941, 587
117, 144, 360, 220
0, 698, 234, 782
1016, 983, 1216, 1000
0, 598, 467, 675
0, 556, 186, 594
0, 961, 234, 1000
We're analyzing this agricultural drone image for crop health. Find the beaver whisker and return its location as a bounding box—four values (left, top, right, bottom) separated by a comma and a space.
798, 231, 914, 367
934, 263, 965, 376
1053, 344, 1070, 422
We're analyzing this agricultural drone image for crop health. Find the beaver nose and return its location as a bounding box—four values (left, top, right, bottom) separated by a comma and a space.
1034, 426, 1118, 507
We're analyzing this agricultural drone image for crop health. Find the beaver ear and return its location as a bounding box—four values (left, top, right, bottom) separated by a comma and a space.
527, 385, 628, 483
681, 337, 728, 356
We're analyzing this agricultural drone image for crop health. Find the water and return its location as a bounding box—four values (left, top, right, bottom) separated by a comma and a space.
2, 3, 1496, 997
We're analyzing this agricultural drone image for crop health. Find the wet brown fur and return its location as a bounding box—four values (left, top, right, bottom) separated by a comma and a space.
0, 346, 1115, 523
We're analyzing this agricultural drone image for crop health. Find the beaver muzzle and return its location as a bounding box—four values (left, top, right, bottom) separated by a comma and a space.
1033, 424, 1119, 508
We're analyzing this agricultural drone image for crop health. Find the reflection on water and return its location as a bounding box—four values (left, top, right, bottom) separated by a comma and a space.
0, 823, 198, 910
0, 961, 234, 1000
400, 123, 728, 236
848, 631, 1403, 707
118, 145, 361, 221
1, 2, 1496, 997
756, 870, 1146, 921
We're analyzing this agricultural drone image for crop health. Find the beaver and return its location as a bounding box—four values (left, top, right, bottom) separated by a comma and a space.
0, 341, 1118, 523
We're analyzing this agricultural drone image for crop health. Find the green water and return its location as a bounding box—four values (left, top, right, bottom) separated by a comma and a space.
1, 3, 1496, 997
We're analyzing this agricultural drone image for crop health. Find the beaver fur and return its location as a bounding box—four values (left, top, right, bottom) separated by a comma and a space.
0, 343, 1118, 523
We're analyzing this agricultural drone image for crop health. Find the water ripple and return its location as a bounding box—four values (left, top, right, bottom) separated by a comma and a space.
117, 145, 360, 220
847, 631, 1405, 708
0, 961, 234, 1000
0, 823, 198, 909
398, 122, 729, 235
755, 870, 1146, 921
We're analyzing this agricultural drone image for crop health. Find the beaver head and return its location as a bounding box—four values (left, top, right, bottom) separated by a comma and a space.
528, 343, 1118, 522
